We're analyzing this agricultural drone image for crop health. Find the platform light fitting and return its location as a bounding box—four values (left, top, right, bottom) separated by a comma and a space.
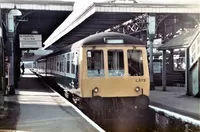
32, 30, 39, 34
9, 8, 22, 16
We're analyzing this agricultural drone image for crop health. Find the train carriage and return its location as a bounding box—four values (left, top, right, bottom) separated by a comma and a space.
35, 32, 150, 111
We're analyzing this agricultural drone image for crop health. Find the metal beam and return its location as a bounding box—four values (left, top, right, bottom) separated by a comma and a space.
104, 13, 148, 34
0, 1, 74, 11
43, 1, 96, 49
185, 48, 190, 95
162, 50, 166, 91
94, 3, 200, 13
0, 8, 4, 109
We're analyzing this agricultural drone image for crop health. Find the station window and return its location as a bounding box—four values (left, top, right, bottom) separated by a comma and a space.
87, 50, 104, 77
108, 50, 124, 76
127, 50, 144, 76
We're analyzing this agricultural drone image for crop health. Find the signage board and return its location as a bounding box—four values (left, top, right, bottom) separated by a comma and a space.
189, 34, 200, 68
148, 15, 156, 34
153, 61, 161, 73
19, 34, 42, 48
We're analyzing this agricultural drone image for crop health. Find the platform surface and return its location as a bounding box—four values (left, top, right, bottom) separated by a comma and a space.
4, 69, 101, 132
150, 86, 200, 120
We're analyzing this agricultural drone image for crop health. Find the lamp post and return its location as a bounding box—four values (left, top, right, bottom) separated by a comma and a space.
148, 14, 156, 90
7, 7, 22, 95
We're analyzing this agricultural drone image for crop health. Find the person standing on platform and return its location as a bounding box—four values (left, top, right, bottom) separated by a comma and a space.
21, 63, 25, 75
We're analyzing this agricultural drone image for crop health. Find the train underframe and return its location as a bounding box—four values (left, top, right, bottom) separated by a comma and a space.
70, 92, 150, 115
37, 73, 150, 117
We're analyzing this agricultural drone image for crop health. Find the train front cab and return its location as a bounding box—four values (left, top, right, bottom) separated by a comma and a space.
80, 45, 150, 110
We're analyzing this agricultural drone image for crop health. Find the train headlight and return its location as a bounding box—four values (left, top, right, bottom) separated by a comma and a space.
92, 87, 99, 97
135, 86, 140, 92
93, 87, 99, 93
94, 87, 99, 93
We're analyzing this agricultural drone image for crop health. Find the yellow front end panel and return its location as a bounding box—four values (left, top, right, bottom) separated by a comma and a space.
80, 46, 150, 98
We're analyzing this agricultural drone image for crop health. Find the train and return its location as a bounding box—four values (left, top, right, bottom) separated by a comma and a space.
33, 32, 150, 112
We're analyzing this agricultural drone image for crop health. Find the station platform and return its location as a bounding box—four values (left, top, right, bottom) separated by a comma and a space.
1, 69, 103, 132
149, 86, 200, 120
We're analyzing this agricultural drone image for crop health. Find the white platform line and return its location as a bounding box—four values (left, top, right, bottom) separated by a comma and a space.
35, 73, 105, 132
149, 105, 200, 126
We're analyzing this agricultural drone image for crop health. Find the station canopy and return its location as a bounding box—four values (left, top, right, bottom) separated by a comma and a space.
158, 27, 200, 50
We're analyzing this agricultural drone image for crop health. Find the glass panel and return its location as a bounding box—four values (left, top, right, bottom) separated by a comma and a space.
64, 58, 66, 72
108, 50, 124, 76
67, 53, 70, 73
128, 50, 144, 76
71, 52, 75, 74
60, 61, 62, 72
57, 60, 59, 71
87, 50, 104, 77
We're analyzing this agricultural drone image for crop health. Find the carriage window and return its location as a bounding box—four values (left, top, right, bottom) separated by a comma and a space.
87, 50, 104, 77
108, 50, 124, 76
127, 50, 144, 76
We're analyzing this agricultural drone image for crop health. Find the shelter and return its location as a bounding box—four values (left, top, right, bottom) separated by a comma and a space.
157, 27, 200, 96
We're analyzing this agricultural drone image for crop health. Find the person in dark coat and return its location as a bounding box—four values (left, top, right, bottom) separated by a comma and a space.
21, 63, 25, 75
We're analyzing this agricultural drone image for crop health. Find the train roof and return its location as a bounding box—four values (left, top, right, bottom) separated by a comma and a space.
36, 32, 145, 61
75, 32, 145, 46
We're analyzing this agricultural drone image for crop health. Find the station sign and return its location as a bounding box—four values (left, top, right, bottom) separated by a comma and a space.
148, 15, 156, 35
189, 34, 200, 68
19, 34, 42, 48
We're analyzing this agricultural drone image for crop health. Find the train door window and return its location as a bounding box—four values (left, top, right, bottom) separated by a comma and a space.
127, 50, 144, 76
50, 58, 52, 70
71, 52, 75, 74
62, 55, 65, 72
48, 59, 50, 70
57, 56, 59, 71
64, 54, 67, 72
59, 57, 62, 72
87, 50, 104, 77
54, 58, 55, 71
108, 50, 124, 76
76, 51, 79, 78
54, 57, 56, 71
49, 59, 50, 70
53, 57, 56, 71
67, 53, 70, 73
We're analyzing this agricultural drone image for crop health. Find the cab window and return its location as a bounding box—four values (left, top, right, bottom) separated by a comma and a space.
87, 50, 104, 77
127, 50, 144, 76
108, 50, 124, 76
